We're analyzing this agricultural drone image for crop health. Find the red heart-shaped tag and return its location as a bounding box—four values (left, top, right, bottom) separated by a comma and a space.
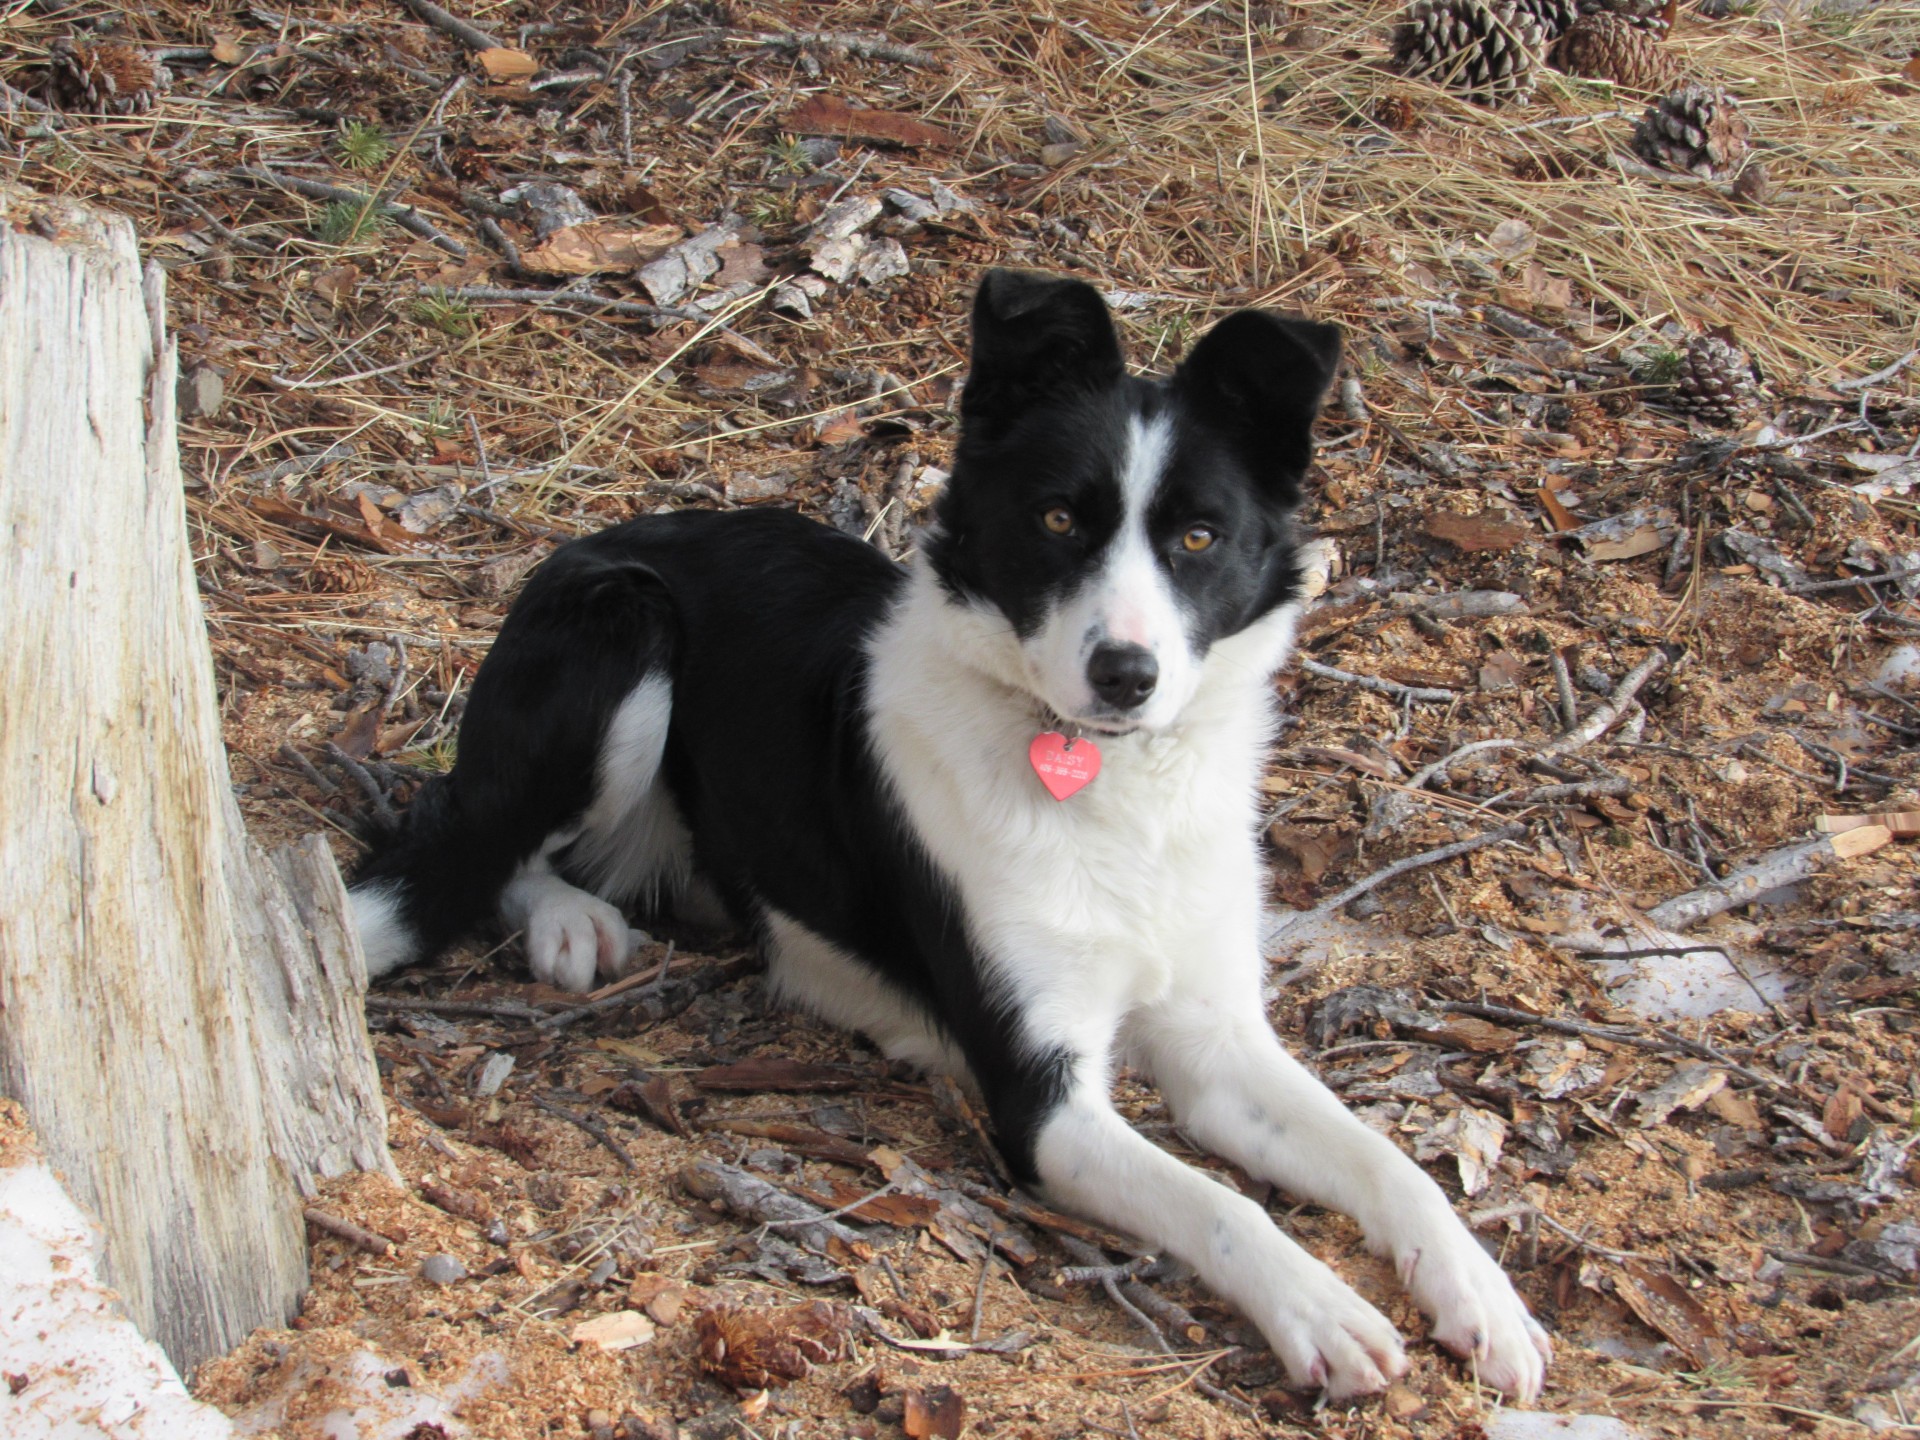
1028, 731, 1102, 801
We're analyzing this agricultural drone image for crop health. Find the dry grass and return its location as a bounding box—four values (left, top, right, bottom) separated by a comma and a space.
9, 0, 1915, 506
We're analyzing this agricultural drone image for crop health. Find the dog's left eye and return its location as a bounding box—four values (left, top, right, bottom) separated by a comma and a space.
1181, 525, 1217, 553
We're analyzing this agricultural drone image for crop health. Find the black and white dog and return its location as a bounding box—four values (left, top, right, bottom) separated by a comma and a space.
350, 270, 1550, 1401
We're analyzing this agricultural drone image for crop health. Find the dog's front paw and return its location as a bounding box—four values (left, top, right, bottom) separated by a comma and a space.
1397, 1222, 1551, 1402
524, 892, 636, 992
1253, 1256, 1409, 1402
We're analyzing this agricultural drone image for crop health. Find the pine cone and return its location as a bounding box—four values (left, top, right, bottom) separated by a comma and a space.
1633, 82, 1751, 177
1579, 0, 1674, 37
46, 38, 168, 115
1391, 0, 1548, 106
1550, 12, 1679, 93
1512, 0, 1582, 39
1671, 335, 1759, 426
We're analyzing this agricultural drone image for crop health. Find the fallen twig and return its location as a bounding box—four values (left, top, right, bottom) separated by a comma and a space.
364, 994, 548, 1023
532, 1093, 636, 1172
1644, 836, 1838, 932
1437, 1000, 1789, 1091
1275, 822, 1527, 931
1407, 738, 1526, 792
749, 29, 947, 69
1297, 657, 1456, 704
232, 165, 468, 258
1489, 776, 1633, 808
537, 954, 753, 1031
396, 0, 500, 51
680, 1156, 867, 1254
304, 1206, 396, 1256
1832, 346, 1919, 393
441, 284, 689, 322
325, 742, 397, 826
1786, 563, 1920, 595
1536, 650, 1667, 762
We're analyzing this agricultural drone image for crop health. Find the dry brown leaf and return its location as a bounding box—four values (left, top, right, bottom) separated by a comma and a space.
476, 47, 539, 80
786, 94, 959, 149
903, 1386, 966, 1439
1479, 650, 1529, 692
1824, 1084, 1865, 1142
1706, 1085, 1762, 1129
1614, 1262, 1721, 1365
517, 220, 682, 276
1537, 487, 1578, 532
1267, 824, 1352, 885
712, 240, 769, 287
332, 704, 381, 760
605, 1075, 687, 1136
1426, 510, 1531, 552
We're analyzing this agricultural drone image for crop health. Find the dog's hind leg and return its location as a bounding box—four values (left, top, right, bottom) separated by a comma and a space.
349, 546, 680, 988
1129, 992, 1551, 1401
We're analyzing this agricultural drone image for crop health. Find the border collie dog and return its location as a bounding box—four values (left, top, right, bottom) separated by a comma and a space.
351, 270, 1550, 1401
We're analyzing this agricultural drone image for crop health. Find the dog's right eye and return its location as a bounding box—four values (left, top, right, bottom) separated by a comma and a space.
1041, 506, 1075, 536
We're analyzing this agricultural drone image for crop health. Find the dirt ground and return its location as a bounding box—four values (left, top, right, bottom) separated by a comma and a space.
5, 0, 1919, 1435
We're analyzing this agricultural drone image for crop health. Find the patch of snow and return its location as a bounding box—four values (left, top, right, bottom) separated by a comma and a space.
231, 1346, 508, 1440
0, 1163, 233, 1439
1485, 1414, 1646, 1440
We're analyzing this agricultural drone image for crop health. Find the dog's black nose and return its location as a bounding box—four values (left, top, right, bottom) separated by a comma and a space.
1087, 644, 1159, 709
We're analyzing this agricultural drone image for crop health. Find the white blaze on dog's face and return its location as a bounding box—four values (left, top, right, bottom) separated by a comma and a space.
1015, 413, 1200, 731
926, 271, 1340, 732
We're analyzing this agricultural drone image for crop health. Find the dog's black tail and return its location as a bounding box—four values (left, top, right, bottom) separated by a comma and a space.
348, 537, 679, 976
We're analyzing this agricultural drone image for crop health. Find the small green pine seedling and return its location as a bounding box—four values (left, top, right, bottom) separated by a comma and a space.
335, 120, 393, 172
1633, 347, 1684, 387
411, 288, 477, 338
315, 199, 386, 246
766, 134, 814, 175
741, 189, 797, 230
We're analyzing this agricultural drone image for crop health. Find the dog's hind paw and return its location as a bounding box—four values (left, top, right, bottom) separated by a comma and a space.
1397, 1226, 1551, 1402
523, 891, 637, 993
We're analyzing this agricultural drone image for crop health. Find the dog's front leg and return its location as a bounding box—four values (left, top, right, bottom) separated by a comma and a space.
1134, 996, 1552, 1400
1029, 1069, 1408, 1400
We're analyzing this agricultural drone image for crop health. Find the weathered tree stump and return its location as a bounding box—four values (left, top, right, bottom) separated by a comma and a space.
0, 187, 394, 1371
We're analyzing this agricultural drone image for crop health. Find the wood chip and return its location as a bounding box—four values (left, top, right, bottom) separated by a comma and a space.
570, 1310, 656, 1352
476, 47, 539, 80
1831, 823, 1894, 859
1819, 811, 1920, 838
1424, 509, 1531, 552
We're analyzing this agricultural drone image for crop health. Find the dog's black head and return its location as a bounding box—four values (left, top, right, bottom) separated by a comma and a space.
924, 269, 1339, 731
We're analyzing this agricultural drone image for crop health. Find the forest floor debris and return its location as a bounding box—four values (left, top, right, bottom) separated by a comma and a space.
4, 0, 1919, 1434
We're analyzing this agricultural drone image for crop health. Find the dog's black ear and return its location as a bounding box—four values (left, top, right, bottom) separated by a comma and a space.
960, 270, 1125, 424
1174, 310, 1341, 505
